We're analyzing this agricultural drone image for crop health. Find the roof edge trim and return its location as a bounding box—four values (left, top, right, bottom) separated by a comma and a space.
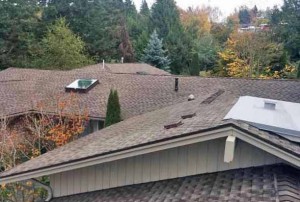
1, 123, 300, 184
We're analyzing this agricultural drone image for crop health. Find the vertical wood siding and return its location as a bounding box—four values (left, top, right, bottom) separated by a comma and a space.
50, 138, 284, 197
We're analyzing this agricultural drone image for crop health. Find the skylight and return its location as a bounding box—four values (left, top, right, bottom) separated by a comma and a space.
65, 79, 99, 93
224, 96, 300, 142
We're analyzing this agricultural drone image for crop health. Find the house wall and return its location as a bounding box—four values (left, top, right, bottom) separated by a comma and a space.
50, 138, 284, 197
81, 120, 104, 136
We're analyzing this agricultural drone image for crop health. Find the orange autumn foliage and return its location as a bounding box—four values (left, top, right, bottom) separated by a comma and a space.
0, 93, 89, 170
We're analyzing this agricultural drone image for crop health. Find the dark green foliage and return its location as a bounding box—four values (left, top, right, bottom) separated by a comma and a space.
189, 53, 200, 76
142, 31, 170, 71
36, 18, 92, 70
279, 0, 300, 61
151, 0, 190, 74
0, 0, 297, 78
270, 0, 300, 62
43, 0, 126, 62
0, 0, 42, 69
239, 7, 251, 24
196, 34, 219, 71
297, 63, 300, 79
105, 89, 122, 127
140, 0, 150, 17
124, 0, 137, 17
128, 0, 151, 61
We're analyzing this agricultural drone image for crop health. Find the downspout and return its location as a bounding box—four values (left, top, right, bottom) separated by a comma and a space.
30, 178, 53, 201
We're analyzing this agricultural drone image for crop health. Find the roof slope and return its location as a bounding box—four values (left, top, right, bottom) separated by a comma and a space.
0, 64, 300, 119
51, 164, 300, 202
105, 63, 171, 75
1, 90, 300, 179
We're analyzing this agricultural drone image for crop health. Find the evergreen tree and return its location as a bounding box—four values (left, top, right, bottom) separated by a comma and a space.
129, 0, 151, 61
151, 0, 189, 74
274, 0, 300, 62
134, 31, 149, 60
297, 63, 300, 79
141, 31, 170, 71
238, 7, 251, 25
0, 0, 41, 69
119, 19, 135, 62
105, 89, 122, 127
124, 0, 137, 17
38, 18, 92, 70
140, 0, 150, 17
189, 53, 200, 76
43, 0, 125, 62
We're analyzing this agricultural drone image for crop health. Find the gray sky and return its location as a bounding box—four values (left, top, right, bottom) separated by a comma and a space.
133, 0, 283, 17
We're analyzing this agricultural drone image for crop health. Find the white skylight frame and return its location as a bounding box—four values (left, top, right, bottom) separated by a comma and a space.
65, 79, 99, 93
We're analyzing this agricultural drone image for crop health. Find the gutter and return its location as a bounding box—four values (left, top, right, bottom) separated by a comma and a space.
30, 178, 53, 201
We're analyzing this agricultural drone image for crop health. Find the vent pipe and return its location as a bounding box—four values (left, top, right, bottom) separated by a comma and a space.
264, 100, 276, 110
102, 60, 105, 69
175, 78, 179, 92
121, 57, 124, 64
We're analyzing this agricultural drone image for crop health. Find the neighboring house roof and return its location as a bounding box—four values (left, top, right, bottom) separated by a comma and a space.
104, 63, 171, 75
50, 164, 300, 202
0, 64, 300, 120
1, 90, 300, 183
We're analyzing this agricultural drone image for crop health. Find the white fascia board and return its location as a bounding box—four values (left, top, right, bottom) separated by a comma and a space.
0, 128, 232, 184
2, 126, 300, 185
232, 128, 300, 168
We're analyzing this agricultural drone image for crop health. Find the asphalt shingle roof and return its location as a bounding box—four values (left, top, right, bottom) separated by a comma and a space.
1, 64, 300, 179
50, 164, 300, 202
104, 63, 171, 75
1, 63, 300, 119
1, 89, 300, 178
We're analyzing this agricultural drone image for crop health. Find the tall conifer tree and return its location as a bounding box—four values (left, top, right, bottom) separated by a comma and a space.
105, 89, 122, 127
142, 30, 170, 71
151, 0, 190, 74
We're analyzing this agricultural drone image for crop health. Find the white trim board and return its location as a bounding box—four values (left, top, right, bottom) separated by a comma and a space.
1, 125, 299, 184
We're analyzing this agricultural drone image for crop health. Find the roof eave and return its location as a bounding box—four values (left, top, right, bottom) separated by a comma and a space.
1, 123, 299, 184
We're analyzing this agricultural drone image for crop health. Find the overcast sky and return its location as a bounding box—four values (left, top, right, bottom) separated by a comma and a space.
133, 0, 283, 17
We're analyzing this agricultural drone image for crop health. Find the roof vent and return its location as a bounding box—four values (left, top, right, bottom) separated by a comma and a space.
188, 94, 195, 101
181, 113, 196, 119
175, 78, 179, 92
264, 100, 276, 110
164, 120, 183, 129
201, 89, 225, 104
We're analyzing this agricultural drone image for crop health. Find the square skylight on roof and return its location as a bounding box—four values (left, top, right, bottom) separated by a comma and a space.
65, 79, 99, 93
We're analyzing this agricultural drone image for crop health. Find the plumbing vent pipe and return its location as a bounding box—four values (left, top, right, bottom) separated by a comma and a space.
175, 78, 179, 92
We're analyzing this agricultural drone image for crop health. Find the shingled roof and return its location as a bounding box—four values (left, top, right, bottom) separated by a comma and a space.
1, 64, 300, 120
1, 89, 300, 179
51, 164, 300, 202
104, 63, 171, 75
